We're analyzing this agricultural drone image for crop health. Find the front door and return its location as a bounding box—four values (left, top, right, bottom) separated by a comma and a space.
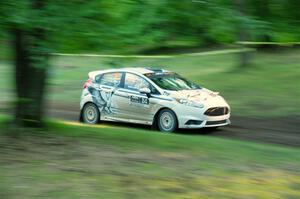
119, 72, 154, 123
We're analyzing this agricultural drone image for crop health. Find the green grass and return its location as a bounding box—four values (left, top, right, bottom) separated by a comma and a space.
0, 49, 300, 117
0, 119, 300, 198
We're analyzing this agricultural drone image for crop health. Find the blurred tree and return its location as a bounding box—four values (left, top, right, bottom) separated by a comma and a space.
0, 0, 118, 126
250, 0, 271, 43
235, 0, 251, 67
0, 0, 49, 126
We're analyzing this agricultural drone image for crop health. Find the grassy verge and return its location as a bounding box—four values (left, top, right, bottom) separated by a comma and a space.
1, 119, 300, 198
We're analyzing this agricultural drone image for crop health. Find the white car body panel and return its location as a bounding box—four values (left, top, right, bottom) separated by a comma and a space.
80, 67, 231, 129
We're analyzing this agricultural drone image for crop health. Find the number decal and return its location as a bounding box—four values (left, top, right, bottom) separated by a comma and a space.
130, 96, 149, 105
141, 98, 148, 104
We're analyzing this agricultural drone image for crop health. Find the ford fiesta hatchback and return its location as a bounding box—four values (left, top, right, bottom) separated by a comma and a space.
80, 68, 230, 132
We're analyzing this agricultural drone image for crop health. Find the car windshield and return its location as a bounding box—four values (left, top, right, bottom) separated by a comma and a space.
147, 73, 201, 91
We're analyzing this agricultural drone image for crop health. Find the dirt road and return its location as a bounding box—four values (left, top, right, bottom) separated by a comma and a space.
45, 104, 300, 148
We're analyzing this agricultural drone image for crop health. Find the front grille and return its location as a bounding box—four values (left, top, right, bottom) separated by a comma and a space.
204, 107, 229, 116
206, 120, 227, 125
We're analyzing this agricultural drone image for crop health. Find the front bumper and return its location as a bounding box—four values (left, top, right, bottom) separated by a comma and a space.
175, 104, 231, 129
179, 115, 231, 129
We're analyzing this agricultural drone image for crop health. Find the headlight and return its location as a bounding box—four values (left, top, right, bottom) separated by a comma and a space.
176, 98, 204, 108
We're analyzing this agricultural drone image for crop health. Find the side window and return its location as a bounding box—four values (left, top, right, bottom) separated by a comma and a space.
150, 85, 160, 95
99, 72, 122, 87
95, 74, 102, 83
124, 73, 150, 91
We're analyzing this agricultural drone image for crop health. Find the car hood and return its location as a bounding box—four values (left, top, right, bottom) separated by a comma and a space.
166, 88, 228, 106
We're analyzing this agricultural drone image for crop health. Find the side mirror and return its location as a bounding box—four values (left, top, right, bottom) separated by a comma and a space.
139, 87, 151, 97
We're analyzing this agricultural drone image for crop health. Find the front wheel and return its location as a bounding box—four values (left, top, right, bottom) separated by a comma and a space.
82, 103, 100, 124
157, 109, 177, 132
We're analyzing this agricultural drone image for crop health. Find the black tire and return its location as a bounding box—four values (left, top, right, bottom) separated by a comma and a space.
157, 109, 177, 132
82, 103, 100, 124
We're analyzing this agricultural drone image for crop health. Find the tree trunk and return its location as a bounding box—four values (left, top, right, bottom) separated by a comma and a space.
13, 28, 48, 127
235, 0, 251, 68
13, 0, 48, 127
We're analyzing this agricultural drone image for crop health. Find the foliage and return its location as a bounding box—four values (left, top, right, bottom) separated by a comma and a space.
1, 0, 300, 53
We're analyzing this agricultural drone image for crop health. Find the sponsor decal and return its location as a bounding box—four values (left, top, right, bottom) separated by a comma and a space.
88, 84, 117, 115
130, 95, 149, 105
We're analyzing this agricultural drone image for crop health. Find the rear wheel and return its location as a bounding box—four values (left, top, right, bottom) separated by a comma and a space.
157, 109, 177, 132
82, 103, 100, 124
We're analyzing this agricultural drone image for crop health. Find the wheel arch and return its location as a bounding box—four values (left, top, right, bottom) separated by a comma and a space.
152, 107, 179, 129
79, 101, 100, 123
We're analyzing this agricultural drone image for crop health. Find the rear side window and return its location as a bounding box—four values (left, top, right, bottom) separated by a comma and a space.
99, 72, 122, 87
95, 74, 102, 83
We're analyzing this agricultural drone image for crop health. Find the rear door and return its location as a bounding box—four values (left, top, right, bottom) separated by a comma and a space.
90, 72, 126, 119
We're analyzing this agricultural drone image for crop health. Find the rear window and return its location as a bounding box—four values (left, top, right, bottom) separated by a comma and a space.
95, 74, 102, 83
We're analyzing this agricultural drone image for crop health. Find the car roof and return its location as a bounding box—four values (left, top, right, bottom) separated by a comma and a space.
120, 67, 155, 74
88, 67, 170, 79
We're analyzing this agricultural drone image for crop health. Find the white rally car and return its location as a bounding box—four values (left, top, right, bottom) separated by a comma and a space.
80, 68, 230, 132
